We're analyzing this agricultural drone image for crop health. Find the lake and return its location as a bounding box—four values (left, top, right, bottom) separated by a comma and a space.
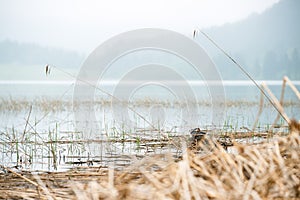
0, 80, 299, 171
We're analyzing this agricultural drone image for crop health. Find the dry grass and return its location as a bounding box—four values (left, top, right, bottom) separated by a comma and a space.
2, 98, 299, 113
0, 120, 299, 199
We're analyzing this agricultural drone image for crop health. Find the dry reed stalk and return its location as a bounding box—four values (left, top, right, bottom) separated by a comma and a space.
252, 89, 264, 131
253, 77, 300, 131
0, 164, 39, 187
284, 76, 300, 100
272, 76, 288, 127
0, 121, 299, 199
69, 125, 299, 199
272, 76, 300, 128
22, 105, 32, 142
261, 82, 290, 124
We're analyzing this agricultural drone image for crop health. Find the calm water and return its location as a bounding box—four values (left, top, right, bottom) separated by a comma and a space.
0, 80, 300, 100
0, 80, 299, 171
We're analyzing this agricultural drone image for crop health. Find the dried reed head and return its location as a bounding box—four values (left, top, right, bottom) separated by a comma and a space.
289, 119, 300, 133
69, 130, 300, 199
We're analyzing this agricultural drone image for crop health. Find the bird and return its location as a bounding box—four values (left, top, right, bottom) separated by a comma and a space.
190, 128, 206, 146
190, 128, 232, 151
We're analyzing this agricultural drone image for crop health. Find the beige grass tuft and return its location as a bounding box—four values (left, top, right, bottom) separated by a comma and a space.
1, 121, 299, 199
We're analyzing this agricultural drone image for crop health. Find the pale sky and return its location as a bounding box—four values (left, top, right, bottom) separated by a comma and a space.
0, 0, 279, 54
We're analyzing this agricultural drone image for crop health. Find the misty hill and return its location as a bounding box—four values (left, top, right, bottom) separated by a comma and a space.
199, 0, 300, 80
0, 0, 299, 81
0, 40, 84, 69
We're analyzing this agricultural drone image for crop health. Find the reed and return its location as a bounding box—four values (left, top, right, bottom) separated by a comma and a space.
2, 97, 298, 112
0, 93, 298, 199
68, 120, 300, 199
0, 120, 299, 199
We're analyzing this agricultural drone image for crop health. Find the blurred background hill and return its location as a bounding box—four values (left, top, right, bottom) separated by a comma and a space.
198, 0, 300, 80
0, 0, 299, 80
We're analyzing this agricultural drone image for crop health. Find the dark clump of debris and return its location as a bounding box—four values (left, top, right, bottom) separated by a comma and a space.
189, 128, 233, 150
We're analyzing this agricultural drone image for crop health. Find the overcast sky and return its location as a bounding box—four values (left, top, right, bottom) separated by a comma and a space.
0, 0, 279, 54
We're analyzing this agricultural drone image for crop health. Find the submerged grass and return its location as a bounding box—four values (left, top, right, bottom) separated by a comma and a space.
0, 96, 299, 199
0, 120, 299, 199
1, 97, 299, 112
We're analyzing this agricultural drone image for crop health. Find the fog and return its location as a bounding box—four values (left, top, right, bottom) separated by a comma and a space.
0, 0, 278, 53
